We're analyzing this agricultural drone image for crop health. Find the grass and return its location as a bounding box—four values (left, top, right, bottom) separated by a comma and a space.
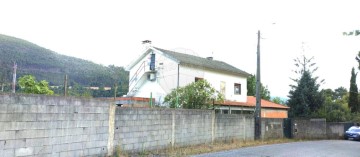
114, 138, 304, 157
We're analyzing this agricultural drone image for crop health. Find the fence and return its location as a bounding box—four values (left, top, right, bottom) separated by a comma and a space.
0, 94, 110, 157
291, 118, 354, 140
0, 94, 319, 157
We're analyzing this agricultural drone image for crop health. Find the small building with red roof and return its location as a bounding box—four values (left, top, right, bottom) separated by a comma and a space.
215, 96, 289, 118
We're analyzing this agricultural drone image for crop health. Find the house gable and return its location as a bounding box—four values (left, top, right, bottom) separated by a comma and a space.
126, 46, 251, 104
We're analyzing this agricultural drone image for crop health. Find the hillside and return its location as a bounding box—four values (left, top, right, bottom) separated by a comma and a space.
0, 34, 128, 88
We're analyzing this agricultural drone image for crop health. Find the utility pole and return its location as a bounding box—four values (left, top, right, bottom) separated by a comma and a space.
64, 74, 68, 97
114, 83, 118, 100
255, 30, 262, 140
12, 62, 17, 93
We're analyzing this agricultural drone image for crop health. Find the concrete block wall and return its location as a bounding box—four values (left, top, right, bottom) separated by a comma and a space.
0, 94, 110, 157
261, 118, 284, 139
215, 114, 254, 142
293, 118, 327, 139
2, 94, 290, 156
114, 108, 256, 153
174, 110, 213, 146
114, 108, 173, 152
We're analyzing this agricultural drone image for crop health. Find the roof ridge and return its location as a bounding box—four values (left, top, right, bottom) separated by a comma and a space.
153, 47, 250, 77
247, 96, 289, 108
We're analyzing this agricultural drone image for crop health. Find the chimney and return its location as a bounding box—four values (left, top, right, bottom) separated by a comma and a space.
142, 40, 152, 49
206, 57, 213, 60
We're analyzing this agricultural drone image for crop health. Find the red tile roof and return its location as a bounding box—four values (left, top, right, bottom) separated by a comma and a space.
216, 96, 289, 109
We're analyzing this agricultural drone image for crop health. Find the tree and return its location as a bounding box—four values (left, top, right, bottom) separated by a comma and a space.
67, 82, 92, 98
271, 97, 286, 105
18, 75, 54, 95
349, 67, 359, 113
107, 65, 129, 98
317, 88, 351, 122
355, 51, 360, 70
288, 56, 324, 117
334, 87, 348, 100
0, 61, 11, 92
164, 80, 224, 109
343, 30, 360, 36
247, 74, 271, 100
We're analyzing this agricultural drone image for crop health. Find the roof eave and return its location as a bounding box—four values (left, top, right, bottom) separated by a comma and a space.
125, 48, 154, 71
180, 63, 250, 77
152, 47, 181, 64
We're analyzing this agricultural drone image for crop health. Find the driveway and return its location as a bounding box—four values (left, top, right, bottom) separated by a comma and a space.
192, 140, 360, 157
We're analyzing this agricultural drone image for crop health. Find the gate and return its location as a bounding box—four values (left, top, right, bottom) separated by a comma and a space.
283, 118, 292, 138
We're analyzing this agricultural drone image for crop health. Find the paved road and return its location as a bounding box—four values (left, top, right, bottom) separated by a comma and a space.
192, 140, 360, 157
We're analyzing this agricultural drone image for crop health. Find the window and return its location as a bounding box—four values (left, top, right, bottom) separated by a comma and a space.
234, 83, 241, 95
195, 77, 204, 82
220, 81, 226, 95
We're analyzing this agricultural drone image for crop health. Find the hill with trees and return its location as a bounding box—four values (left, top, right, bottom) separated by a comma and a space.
0, 34, 128, 96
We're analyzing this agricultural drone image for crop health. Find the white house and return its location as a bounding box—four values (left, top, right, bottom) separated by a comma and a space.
126, 46, 250, 105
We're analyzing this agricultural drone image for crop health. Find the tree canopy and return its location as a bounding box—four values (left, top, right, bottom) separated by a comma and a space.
164, 80, 224, 109
317, 88, 351, 122
349, 67, 359, 113
18, 75, 54, 95
288, 56, 324, 118
247, 74, 271, 101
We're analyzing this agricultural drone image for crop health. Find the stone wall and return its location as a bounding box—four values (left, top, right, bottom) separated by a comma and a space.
0, 94, 111, 157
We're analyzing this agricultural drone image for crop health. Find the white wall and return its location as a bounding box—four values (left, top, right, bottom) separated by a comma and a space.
128, 53, 150, 91
134, 80, 166, 105
153, 51, 179, 94
180, 65, 247, 102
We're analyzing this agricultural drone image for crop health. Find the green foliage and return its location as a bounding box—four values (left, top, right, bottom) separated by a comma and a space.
18, 75, 54, 95
67, 82, 92, 98
316, 88, 351, 122
271, 97, 286, 105
349, 67, 359, 113
0, 34, 129, 96
164, 80, 224, 109
0, 60, 11, 92
247, 74, 271, 101
350, 112, 360, 123
288, 56, 324, 118
334, 87, 348, 100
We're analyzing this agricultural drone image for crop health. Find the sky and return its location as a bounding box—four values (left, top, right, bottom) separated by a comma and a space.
1, 0, 360, 99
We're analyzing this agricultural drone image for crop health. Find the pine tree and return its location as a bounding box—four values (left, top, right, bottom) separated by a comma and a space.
288, 56, 324, 118
349, 67, 359, 113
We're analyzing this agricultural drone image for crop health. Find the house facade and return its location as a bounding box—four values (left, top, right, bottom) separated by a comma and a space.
126, 46, 249, 105
125, 46, 289, 118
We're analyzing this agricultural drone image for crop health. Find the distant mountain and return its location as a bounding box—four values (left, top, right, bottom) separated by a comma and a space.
0, 34, 128, 88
